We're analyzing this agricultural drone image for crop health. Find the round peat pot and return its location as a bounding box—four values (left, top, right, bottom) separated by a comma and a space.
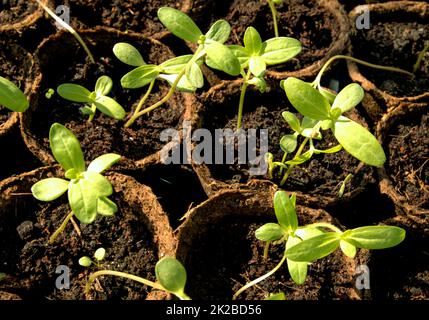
21, 27, 193, 171
0, 38, 34, 140
0, 0, 50, 34
376, 102, 428, 230
348, 2, 429, 121
56, 0, 188, 38
0, 167, 175, 300
176, 188, 369, 300
186, 0, 349, 81
187, 80, 375, 208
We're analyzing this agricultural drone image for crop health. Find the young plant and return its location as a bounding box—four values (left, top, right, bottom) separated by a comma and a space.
83, 253, 191, 300
228, 26, 301, 129
79, 247, 106, 268
0, 76, 29, 112
31, 123, 121, 243
57, 75, 125, 121
265, 0, 283, 37
233, 190, 406, 299
119, 7, 241, 128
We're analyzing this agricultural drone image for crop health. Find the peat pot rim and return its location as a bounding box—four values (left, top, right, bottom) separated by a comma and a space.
20, 26, 197, 171
0, 0, 50, 33
348, 1, 429, 112
0, 165, 176, 300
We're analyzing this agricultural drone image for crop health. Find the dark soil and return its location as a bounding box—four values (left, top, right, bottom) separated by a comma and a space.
0, 193, 158, 300
0, 0, 38, 25
29, 30, 185, 165
201, 87, 373, 197
386, 112, 429, 210
189, 0, 338, 72
184, 212, 362, 300
59, 0, 181, 35
353, 20, 429, 98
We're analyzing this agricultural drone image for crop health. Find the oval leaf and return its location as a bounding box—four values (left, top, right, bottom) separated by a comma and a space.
249, 56, 266, 77
186, 61, 204, 88
158, 73, 197, 93
340, 240, 357, 258
97, 196, 117, 217
244, 26, 262, 55
285, 233, 341, 262
160, 55, 193, 74
158, 7, 202, 43
68, 178, 98, 224
261, 37, 302, 65
95, 76, 113, 96
205, 40, 241, 76
49, 123, 85, 172
333, 116, 386, 167
280, 134, 297, 153
228, 45, 250, 67
255, 223, 284, 242
332, 83, 364, 113
156, 257, 187, 294
342, 226, 406, 250
57, 84, 92, 103
94, 248, 106, 261
286, 236, 308, 284
274, 190, 298, 232
31, 178, 69, 201
121, 65, 160, 89
82, 171, 113, 197
0, 76, 29, 112
88, 153, 121, 173
113, 42, 145, 67
94, 96, 126, 120
205, 19, 231, 44
282, 111, 301, 132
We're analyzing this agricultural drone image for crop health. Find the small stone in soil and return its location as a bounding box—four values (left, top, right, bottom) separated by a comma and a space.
16, 221, 34, 241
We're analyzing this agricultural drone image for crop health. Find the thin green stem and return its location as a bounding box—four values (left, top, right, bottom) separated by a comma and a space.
313, 55, 414, 88
413, 42, 429, 73
263, 241, 271, 261
35, 0, 95, 63
88, 103, 97, 122
308, 222, 342, 233
233, 250, 287, 300
132, 79, 155, 118
280, 137, 309, 186
49, 211, 74, 244
237, 69, 252, 131
279, 152, 287, 175
267, 0, 279, 38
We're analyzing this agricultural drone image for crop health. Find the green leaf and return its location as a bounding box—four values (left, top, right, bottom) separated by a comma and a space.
255, 223, 285, 241
332, 83, 364, 113
186, 61, 204, 88
158, 73, 197, 93
286, 236, 308, 284
57, 84, 92, 103
261, 37, 302, 65
340, 240, 357, 258
318, 86, 337, 104
280, 134, 297, 153
160, 55, 193, 74
0, 76, 29, 112
247, 76, 267, 93
113, 42, 145, 67
68, 178, 98, 224
333, 116, 386, 167
205, 19, 231, 44
295, 227, 325, 241
285, 233, 341, 262
282, 111, 301, 132
301, 117, 322, 139
204, 40, 241, 76
244, 27, 262, 55
286, 149, 314, 165
342, 226, 406, 250
80, 106, 95, 116
330, 107, 342, 121
82, 171, 113, 197
121, 65, 160, 89
88, 153, 121, 173
94, 96, 126, 120
98, 196, 117, 216
158, 7, 202, 43
94, 248, 106, 261
95, 76, 113, 96
65, 168, 80, 180
265, 292, 286, 300
78, 256, 92, 267
156, 257, 187, 294
273, 190, 298, 232
228, 45, 250, 67
249, 56, 266, 77
49, 123, 85, 172
314, 144, 342, 154
31, 178, 69, 201
283, 77, 330, 120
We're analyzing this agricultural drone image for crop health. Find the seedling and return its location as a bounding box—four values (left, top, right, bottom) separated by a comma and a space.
84, 254, 191, 300
265, 292, 286, 300
233, 191, 406, 299
265, 0, 283, 37
45, 88, 55, 99
413, 40, 429, 73
228, 26, 301, 129
79, 247, 106, 268
0, 76, 29, 112
119, 7, 241, 128
31, 123, 121, 243
57, 75, 126, 121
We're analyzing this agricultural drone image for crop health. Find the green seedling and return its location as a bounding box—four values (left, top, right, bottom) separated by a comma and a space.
57, 75, 126, 121
79, 247, 106, 267
413, 40, 429, 73
45, 88, 55, 99
233, 190, 406, 299
265, 292, 286, 300
31, 123, 121, 243
84, 255, 191, 300
265, 0, 283, 37
0, 76, 29, 112
229, 26, 301, 129
118, 7, 241, 128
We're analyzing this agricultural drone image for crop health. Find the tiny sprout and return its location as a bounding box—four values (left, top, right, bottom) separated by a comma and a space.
233, 190, 406, 299
94, 247, 106, 261
338, 173, 353, 198
265, 292, 286, 300
79, 247, 106, 267
0, 76, 29, 112
31, 123, 121, 243
57, 75, 126, 122
45, 88, 55, 99
79, 256, 93, 267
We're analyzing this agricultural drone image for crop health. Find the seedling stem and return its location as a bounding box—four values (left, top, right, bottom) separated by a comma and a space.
267, 0, 280, 37
49, 211, 74, 244
280, 137, 309, 186
237, 69, 252, 130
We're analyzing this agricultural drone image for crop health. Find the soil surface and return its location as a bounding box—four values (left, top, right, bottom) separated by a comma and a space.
386, 112, 429, 210
59, 0, 181, 35
200, 87, 373, 197
0, 193, 158, 300
29, 31, 185, 165
353, 20, 429, 98
0, 0, 38, 25
189, 0, 338, 72
184, 213, 362, 300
